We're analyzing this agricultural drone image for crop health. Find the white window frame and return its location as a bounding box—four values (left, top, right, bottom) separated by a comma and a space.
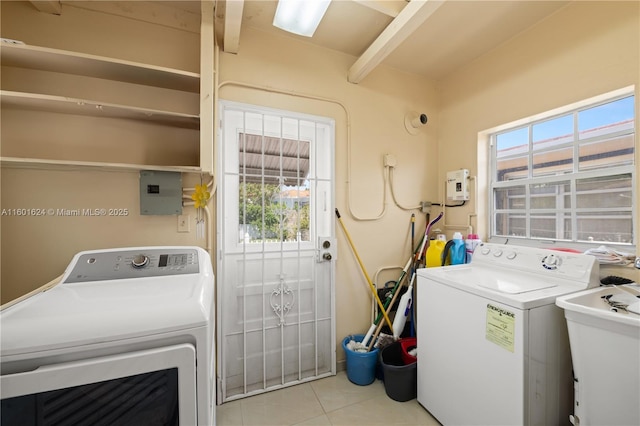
488, 87, 636, 252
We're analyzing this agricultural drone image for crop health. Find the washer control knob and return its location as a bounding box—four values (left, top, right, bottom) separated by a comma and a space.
506, 252, 517, 260
493, 249, 503, 257
132, 254, 149, 269
481, 247, 491, 255
542, 254, 560, 270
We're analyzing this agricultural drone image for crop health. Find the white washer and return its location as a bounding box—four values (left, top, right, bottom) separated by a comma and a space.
1, 246, 215, 426
416, 243, 599, 426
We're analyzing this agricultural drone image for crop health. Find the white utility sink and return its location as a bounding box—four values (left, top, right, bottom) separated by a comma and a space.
556, 284, 640, 426
557, 284, 640, 328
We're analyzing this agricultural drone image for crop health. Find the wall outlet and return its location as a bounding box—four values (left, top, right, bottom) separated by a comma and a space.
177, 214, 190, 233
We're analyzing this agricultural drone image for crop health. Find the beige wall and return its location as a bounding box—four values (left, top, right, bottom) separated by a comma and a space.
438, 0, 640, 282
1, 168, 206, 300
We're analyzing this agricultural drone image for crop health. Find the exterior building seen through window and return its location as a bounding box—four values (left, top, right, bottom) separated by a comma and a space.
490, 92, 635, 246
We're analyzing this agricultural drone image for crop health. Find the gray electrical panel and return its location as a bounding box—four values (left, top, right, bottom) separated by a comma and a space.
139, 171, 182, 215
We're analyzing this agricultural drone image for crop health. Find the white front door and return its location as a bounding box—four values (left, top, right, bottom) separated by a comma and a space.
217, 101, 336, 402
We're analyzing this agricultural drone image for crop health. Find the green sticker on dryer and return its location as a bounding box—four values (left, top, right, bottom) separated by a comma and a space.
486, 304, 515, 352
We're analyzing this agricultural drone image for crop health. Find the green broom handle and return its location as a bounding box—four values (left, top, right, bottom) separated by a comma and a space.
372, 233, 425, 325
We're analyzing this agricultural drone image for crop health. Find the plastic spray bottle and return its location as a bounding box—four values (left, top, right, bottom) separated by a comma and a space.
392, 274, 415, 339
465, 234, 482, 263
449, 232, 466, 265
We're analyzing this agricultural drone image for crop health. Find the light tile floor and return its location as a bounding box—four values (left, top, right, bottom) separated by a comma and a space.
215, 371, 441, 426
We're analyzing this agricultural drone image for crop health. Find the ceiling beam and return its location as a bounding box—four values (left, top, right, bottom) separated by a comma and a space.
352, 0, 405, 18
348, 0, 445, 84
29, 1, 62, 15
223, 0, 244, 54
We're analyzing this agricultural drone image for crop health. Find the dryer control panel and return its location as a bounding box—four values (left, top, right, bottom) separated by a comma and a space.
62, 248, 200, 283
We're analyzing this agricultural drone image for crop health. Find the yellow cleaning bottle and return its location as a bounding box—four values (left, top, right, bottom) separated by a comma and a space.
426, 234, 447, 267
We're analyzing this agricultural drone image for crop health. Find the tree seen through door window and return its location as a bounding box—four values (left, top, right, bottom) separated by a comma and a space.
239, 182, 310, 243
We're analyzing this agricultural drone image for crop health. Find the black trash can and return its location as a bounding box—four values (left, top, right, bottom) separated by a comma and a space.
379, 341, 417, 402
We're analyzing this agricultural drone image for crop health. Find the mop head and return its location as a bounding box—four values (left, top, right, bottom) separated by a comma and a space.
347, 339, 368, 353
374, 333, 396, 349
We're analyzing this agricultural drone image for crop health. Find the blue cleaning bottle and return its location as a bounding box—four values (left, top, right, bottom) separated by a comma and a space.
450, 232, 466, 265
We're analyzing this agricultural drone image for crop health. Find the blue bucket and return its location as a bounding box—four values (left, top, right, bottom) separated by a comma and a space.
342, 334, 379, 385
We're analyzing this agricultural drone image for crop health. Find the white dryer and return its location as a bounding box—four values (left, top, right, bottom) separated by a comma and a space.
1, 246, 215, 426
416, 243, 599, 426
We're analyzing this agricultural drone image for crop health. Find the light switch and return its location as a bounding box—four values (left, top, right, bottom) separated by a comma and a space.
178, 215, 190, 233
